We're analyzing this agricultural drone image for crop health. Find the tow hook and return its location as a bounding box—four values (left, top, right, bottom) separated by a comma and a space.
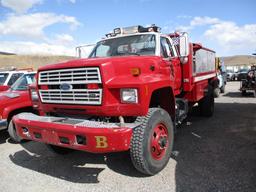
119, 116, 125, 127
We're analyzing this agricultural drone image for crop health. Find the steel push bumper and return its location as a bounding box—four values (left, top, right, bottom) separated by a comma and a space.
13, 113, 139, 153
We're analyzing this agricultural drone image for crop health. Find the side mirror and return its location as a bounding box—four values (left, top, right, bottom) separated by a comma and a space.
76, 44, 95, 58
179, 32, 189, 58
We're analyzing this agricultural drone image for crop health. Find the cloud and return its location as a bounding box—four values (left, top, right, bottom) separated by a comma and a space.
0, 0, 42, 14
204, 21, 256, 54
0, 13, 81, 39
176, 16, 256, 55
176, 16, 220, 31
0, 41, 76, 56
190, 16, 220, 26
0, 0, 83, 56
54, 34, 74, 45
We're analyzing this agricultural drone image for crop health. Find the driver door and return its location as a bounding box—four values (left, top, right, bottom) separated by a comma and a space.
160, 37, 182, 91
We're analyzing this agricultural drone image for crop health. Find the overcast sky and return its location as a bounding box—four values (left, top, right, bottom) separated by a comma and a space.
0, 0, 255, 56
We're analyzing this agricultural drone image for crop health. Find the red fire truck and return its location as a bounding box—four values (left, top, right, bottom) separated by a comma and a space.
13, 25, 217, 175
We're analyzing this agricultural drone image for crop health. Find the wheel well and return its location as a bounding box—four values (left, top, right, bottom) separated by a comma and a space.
209, 78, 219, 89
7, 107, 34, 124
149, 87, 175, 121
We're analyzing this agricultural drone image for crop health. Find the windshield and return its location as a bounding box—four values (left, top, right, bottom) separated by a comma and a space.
0, 73, 8, 85
240, 69, 248, 73
89, 34, 156, 58
11, 73, 35, 91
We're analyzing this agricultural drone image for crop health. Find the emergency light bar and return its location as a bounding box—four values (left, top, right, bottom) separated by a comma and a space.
105, 25, 161, 38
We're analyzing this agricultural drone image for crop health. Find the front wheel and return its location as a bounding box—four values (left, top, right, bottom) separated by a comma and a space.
8, 119, 22, 143
130, 108, 174, 175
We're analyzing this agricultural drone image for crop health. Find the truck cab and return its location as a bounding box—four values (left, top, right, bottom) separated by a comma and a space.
0, 69, 33, 91
0, 72, 36, 141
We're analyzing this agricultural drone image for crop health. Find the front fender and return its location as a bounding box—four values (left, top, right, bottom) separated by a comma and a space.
105, 74, 174, 116
2, 101, 32, 119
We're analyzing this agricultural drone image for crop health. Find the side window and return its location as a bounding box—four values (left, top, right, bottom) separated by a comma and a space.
160, 37, 169, 58
160, 37, 175, 58
7, 73, 23, 86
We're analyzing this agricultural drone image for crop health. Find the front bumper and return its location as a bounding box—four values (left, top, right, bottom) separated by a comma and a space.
0, 119, 7, 130
13, 113, 138, 153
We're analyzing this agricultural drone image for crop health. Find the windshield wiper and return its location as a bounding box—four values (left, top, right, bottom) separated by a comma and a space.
116, 52, 140, 56
127, 52, 140, 56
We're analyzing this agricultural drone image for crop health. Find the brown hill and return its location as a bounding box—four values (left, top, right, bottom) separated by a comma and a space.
0, 55, 75, 70
222, 55, 256, 66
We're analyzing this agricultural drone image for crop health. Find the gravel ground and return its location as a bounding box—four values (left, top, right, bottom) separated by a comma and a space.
0, 81, 255, 192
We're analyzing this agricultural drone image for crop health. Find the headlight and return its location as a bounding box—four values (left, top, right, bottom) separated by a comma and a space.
30, 88, 39, 102
120, 88, 138, 103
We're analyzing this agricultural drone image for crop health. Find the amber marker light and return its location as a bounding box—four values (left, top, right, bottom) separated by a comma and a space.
130, 68, 141, 76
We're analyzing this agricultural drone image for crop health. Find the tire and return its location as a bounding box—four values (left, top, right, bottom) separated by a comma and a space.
199, 86, 214, 117
130, 108, 174, 175
213, 87, 220, 98
8, 119, 22, 143
220, 85, 225, 93
46, 144, 74, 155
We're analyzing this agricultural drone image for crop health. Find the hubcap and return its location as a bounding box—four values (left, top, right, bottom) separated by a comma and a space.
150, 123, 169, 160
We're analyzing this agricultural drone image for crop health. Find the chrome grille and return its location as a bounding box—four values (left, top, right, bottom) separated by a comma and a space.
39, 67, 101, 85
39, 89, 102, 105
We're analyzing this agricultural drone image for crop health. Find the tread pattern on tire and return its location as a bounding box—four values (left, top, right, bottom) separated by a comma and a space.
130, 108, 162, 175
130, 108, 173, 175
199, 85, 214, 117
8, 119, 21, 143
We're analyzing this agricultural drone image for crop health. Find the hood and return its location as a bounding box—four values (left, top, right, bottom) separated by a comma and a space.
38, 56, 163, 85
38, 56, 162, 72
0, 90, 21, 100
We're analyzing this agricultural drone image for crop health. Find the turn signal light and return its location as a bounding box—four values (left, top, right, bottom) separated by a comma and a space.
130, 68, 141, 76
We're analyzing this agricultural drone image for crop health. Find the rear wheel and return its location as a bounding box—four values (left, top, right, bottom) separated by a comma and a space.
213, 87, 220, 98
46, 144, 74, 155
199, 86, 214, 117
130, 108, 174, 175
8, 119, 22, 143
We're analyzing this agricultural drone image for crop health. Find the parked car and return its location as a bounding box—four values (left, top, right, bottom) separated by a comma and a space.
0, 69, 33, 91
237, 69, 249, 81
0, 72, 36, 142
226, 70, 235, 81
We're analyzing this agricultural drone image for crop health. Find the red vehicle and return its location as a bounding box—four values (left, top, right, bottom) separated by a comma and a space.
13, 25, 217, 175
0, 68, 33, 92
0, 72, 36, 142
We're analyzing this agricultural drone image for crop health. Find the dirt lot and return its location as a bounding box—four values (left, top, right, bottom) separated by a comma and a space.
0, 82, 255, 192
